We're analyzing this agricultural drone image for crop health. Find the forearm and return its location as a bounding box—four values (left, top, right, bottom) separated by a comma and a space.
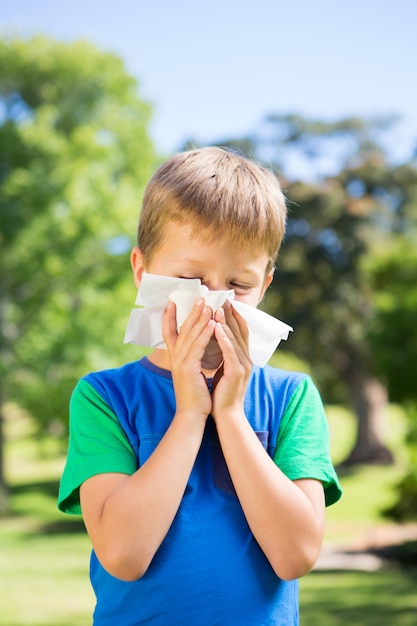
215, 412, 325, 580
81, 412, 205, 581
84, 300, 214, 581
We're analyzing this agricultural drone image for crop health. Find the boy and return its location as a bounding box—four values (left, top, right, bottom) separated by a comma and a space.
58, 147, 341, 625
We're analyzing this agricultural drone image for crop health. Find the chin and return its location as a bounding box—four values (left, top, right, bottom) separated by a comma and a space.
201, 339, 223, 371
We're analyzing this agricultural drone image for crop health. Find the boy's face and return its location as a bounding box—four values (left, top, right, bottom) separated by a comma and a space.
131, 221, 274, 371
132, 221, 273, 307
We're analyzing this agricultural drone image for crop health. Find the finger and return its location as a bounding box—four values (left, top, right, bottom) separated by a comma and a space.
167, 300, 216, 364
162, 301, 179, 352
164, 297, 205, 350
178, 301, 215, 349
179, 299, 213, 334
211, 361, 224, 393
163, 299, 211, 354
216, 303, 250, 362
213, 321, 243, 367
224, 301, 249, 341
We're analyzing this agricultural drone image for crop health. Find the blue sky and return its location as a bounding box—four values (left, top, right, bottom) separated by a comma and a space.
1, 0, 416, 159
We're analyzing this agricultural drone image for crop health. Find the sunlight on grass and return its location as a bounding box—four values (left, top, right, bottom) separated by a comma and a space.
3, 534, 94, 626
4, 403, 67, 484
2, 527, 94, 625
2, 405, 94, 625
324, 403, 411, 545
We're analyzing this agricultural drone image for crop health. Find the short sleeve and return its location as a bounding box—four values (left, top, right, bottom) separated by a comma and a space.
273, 377, 342, 506
58, 378, 137, 515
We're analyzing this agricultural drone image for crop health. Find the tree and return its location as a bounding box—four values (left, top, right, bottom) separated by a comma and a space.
368, 241, 417, 520
0, 36, 157, 511
201, 114, 417, 465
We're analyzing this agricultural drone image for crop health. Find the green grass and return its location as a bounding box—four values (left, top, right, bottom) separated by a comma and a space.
3, 407, 94, 626
298, 403, 417, 626
1, 402, 416, 625
2, 532, 94, 626
300, 569, 417, 626
324, 403, 411, 544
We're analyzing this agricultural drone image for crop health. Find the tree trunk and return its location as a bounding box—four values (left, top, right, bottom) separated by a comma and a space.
342, 375, 394, 466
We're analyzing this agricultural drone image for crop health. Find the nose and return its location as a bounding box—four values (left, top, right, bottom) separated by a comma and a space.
201, 277, 228, 292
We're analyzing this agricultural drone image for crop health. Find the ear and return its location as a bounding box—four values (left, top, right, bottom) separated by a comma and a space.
130, 247, 146, 288
258, 267, 274, 303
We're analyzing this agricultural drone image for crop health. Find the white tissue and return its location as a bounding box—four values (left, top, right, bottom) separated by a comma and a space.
124, 273, 293, 368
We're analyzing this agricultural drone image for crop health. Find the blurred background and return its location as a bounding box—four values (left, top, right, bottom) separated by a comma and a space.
1, 1, 416, 624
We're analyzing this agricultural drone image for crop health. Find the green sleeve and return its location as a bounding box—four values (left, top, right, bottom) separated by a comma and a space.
273, 377, 342, 507
58, 379, 137, 515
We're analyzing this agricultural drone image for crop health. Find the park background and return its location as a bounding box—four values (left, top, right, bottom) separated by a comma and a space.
1, 1, 417, 624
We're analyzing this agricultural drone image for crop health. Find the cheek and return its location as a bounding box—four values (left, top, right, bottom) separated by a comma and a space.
233, 292, 262, 307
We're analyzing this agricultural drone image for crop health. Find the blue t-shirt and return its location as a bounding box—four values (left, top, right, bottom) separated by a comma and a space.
59, 357, 341, 625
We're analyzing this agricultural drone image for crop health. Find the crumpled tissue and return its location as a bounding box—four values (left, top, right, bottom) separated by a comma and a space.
124, 273, 293, 368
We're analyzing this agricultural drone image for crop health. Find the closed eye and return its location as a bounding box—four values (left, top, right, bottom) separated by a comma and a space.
230, 283, 252, 292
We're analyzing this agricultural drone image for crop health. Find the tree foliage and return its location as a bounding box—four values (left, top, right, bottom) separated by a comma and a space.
200, 114, 417, 466
368, 240, 417, 403
0, 36, 157, 507
367, 242, 417, 520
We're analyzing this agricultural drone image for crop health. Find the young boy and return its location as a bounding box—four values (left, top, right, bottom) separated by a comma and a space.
58, 147, 341, 625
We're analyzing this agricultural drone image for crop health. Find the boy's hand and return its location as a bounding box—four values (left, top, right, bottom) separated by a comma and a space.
163, 298, 215, 423
211, 300, 252, 420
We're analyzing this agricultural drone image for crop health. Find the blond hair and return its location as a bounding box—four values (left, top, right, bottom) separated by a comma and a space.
137, 147, 287, 269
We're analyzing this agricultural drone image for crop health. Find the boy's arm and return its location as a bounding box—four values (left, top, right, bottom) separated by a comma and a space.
80, 299, 215, 582
212, 304, 325, 581
80, 410, 205, 581
212, 413, 325, 581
